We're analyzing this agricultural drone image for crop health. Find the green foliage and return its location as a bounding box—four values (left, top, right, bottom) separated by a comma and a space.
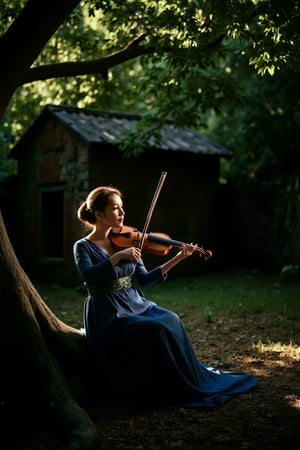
281, 264, 300, 280
1, 0, 300, 178
0, 0, 26, 31
248, 0, 300, 75
204, 64, 300, 180
0, 117, 17, 181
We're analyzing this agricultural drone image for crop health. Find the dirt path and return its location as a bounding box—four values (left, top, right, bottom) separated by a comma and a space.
4, 313, 300, 449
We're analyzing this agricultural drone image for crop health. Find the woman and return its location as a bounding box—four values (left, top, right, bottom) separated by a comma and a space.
73, 186, 257, 408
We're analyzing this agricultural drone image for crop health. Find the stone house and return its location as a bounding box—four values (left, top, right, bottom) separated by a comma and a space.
9, 104, 231, 284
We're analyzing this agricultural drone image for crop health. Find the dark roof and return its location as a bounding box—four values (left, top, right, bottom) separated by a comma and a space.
10, 104, 232, 158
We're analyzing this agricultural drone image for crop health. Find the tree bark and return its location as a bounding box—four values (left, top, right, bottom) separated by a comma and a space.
0, 210, 102, 449
0, 0, 81, 119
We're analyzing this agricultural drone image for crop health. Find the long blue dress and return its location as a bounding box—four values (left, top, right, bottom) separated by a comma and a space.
73, 238, 257, 409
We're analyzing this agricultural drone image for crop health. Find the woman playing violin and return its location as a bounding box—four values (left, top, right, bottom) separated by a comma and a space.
73, 185, 257, 408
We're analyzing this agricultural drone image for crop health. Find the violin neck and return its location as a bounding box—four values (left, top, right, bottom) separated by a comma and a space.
147, 233, 205, 256
148, 234, 184, 249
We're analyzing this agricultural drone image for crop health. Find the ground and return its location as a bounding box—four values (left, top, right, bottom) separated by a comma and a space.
5, 310, 299, 450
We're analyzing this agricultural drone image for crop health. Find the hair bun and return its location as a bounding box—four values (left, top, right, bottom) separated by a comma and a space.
78, 201, 95, 224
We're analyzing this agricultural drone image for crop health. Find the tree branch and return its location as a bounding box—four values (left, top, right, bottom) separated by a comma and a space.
20, 33, 152, 84
19, 32, 226, 85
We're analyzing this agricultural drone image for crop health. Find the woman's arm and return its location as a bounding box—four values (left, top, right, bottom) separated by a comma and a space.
73, 240, 117, 285
160, 243, 197, 275
133, 243, 197, 287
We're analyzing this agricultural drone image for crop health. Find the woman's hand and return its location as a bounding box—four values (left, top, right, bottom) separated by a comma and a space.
177, 243, 198, 260
116, 246, 142, 264
160, 243, 197, 275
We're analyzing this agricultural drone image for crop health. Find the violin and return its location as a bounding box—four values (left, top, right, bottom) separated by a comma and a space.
110, 225, 212, 260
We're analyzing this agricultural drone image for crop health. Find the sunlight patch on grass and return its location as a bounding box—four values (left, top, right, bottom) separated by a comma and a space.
284, 395, 300, 410
252, 339, 300, 359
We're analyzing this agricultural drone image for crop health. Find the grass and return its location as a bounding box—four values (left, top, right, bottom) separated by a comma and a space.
144, 269, 300, 318
252, 339, 299, 358
31, 269, 299, 450
36, 268, 300, 329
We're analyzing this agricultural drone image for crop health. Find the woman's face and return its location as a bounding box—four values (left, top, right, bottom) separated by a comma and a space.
98, 193, 125, 228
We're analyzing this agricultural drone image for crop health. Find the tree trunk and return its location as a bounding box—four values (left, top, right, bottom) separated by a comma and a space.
0, 210, 102, 449
0, 0, 81, 119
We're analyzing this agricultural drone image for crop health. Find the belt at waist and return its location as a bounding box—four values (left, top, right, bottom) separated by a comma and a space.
86, 276, 132, 295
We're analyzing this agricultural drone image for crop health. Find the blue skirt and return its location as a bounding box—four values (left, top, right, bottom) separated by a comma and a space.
86, 304, 257, 409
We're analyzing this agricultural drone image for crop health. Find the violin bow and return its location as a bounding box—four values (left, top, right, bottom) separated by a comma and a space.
138, 171, 167, 251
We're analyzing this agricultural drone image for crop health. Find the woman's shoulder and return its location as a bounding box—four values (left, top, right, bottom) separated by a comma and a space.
74, 237, 87, 244
73, 237, 90, 251
74, 238, 106, 257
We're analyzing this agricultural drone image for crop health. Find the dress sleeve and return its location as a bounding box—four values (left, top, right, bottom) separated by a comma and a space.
73, 239, 116, 285
133, 258, 167, 288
